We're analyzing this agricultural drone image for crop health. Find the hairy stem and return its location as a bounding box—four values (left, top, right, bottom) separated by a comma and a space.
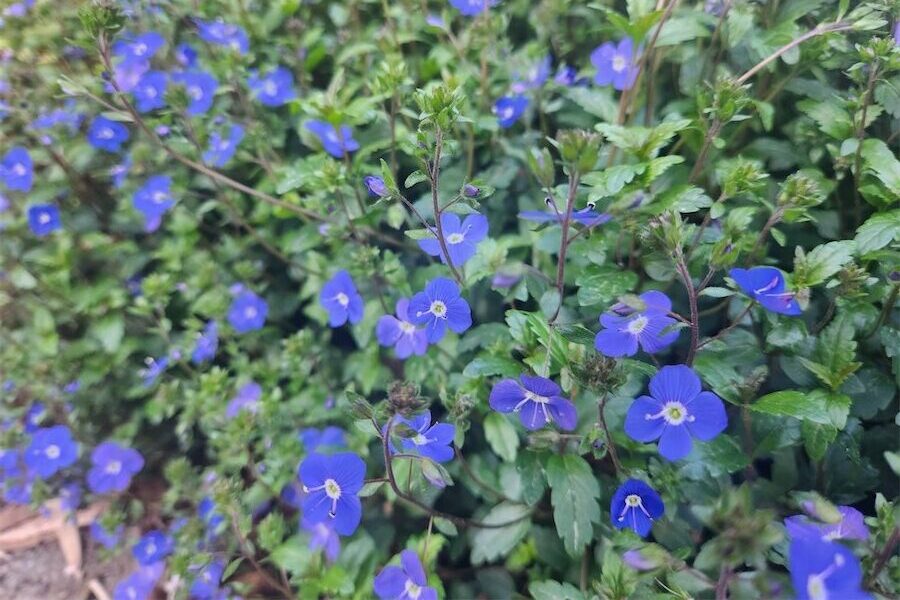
549, 171, 581, 323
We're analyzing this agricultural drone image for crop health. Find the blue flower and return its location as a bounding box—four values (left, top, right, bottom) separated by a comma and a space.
299, 452, 365, 536
418, 212, 489, 267
554, 64, 582, 86
374, 550, 437, 600
364, 175, 389, 197
113, 564, 164, 600
303, 515, 341, 562
226, 381, 262, 418
196, 19, 249, 54
87, 441, 144, 494
133, 175, 175, 232
91, 521, 124, 549
408, 277, 472, 343
785, 506, 869, 543
2, 146, 32, 191
192, 320, 219, 364
198, 496, 224, 533
390, 410, 455, 463
112, 31, 164, 64
24, 425, 79, 479
227, 290, 268, 333
592, 38, 639, 91
107, 58, 149, 94
376, 298, 428, 359
489, 374, 578, 431
27, 204, 61, 237
494, 96, 528, 128
111, 154, 132, 188
203, 124, 244, 167
300, 426, 347, 452
248, 66, 296, 106
87, 116, 130, 152
788, 537, 871, 600
730, 267, 802, 316
133, 70, 167, 112
190, 559, 224, 600
24, 402, 45, 432
594, 290, 680, 357
172, 70, 218, 116
625, 365, 727, 461
320, 270, 364, 327
175, 43, 197, 67
60, 482, 82, 511
141, 355, 169, 386
610, 479, 664, 537
133, 529, 174, 565
511, 55, 551, 93
519, 206, 611, 228
449, 0, 497, 16
305, 120, 359, 158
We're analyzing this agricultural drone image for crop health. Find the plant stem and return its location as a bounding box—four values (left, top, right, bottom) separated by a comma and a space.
549, 171, 581, 323
698, 301, 754, 349
429, 127, 465, 285
674, 249, 700, 365
868, 527, 900, 586
598, 394, 623, 475
736, 21, 852, 85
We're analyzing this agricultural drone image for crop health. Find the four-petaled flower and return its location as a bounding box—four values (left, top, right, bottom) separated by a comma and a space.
305, 120, 359, 158
624, 364, 727, 461
610, 479, 664, 537
489, 374, 578, 430
2, 146, 32, 191
27, 204, 62, 237
195, 19, 249, 54
494, 96, 528, 129
320, 270, 364, 327
730, 266, 803, 316
377, 298, 429, 359
24, 425, 79, 479
172, 70, 218, 116
226, 381, 262, 418
133, 71, 167, 113
418, 212, 489, 267
133, 175, 175, 233
449, 0, 497, 17
408, 277, 472, 343
389, 410, 456, 463
594, 290, 680, 357
191, 320, 218, 364
87, 441, 144, 493
592, 38, 639, 91
299, 452, 365, 536
302, 514, 341, 562
132, 529, 174, 565
374, 550, 437, 600
87, 116, 130, 152
203, 123, 244, 167
788, 537, 871, 600
248, 66, 296, 106
227, 290, 268, 333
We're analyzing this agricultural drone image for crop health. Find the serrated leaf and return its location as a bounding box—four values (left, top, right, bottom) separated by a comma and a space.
545, 454, 601, 556
529, 580, 586, 600
854, 210, 900, 255
469, 503, 531, 564
484, 412, 519, 462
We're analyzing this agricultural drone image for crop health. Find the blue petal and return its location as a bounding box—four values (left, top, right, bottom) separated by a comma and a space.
657, 424, 693, 461
401, 550, 427, 585
373, 566, 406, 599
332, 494, 361, 535
624, 396, 665, 442
548, 397, 578, 431
649, 365, 701, 404
595, 327, 638, 357
685, 391, 727, 441
489, 379, 524, 413
445, 297, 472, 333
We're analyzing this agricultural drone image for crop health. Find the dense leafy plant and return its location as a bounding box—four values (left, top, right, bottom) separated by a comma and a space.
1, 0, 898, 598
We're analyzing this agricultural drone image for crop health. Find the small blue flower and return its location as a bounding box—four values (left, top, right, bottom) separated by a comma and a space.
141, 355, 169, 386
320, 270, 364, 327
519, 206, 611, 228
299, 452, 365, 536
374, 550, 437, 600
625, 365, 727, 461
610, 479, 664, 537
376, 298, 428, 359
389, 410, 456, 463
175, 43, 197, 67
489, 374, 578, 431
189, 559, 224, 600
107, 58, 149, 94
112, 32, 164, 64
493, 96, 528, 128
24, 425, 79, 479
87, 116, 130, 152
788, 537, 871, 600
113, 564, 164, 600
449, 0, 497, 16
300, 426, 347, 452
91, 521, 124, 549
60, 482, 82, 511
302, 515, 340, 562
730, 267, 802, 316
554, 64, 582, 86
172, 70, 218, 116
27, 204, 61, 237
23, 402, 45, 432
87, 441, 144, 494
132, 530, 174, 565
110, 154, 132, 188
364, 175, 389, 197
227, 290, 268, 333
203, 124, 244, 167
408, 277, 472, 343
305, 120, 359, 158
225, 381, 262, 418
785, 506, 869, 543
195, 19, 249, 54
592, 38, 639, 91
594, 290, 680, 357
198, 496, 224, 534
248, 66, 296, 106
418, 212, 489, 267
133, 175, 175, 233
2, 146, 33, 191
511, 55, 551, 93
191, 320, 219, 364
133, 70, 167, 112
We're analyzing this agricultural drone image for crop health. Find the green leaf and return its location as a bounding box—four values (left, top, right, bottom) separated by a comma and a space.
529, 580, 586, 600
678, 435, 750, 479
484, 412, 520, 462
854, 210, 900, 256
795, 240, 856, 286
462, 355, 521, 378
91, 315, 125, 353
545, 454, 601, 556
469, 502, 531, 564
751, 390, 850, 428
801, 421, 837, 461
433, 516, 458, 536
861, 139, 900, 195
576, 268, 638, 306
404, 170, 428, 188
517, 451, 547, 505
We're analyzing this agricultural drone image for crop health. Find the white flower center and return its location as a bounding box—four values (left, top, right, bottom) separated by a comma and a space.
618, 493, 653, 522
100, 128, 114, 139
646, 401, 693, 426
45, 444, 60, 459
446, 232, 465, 244
612, 55, 627, 72
134, 43, 147, 56
244, 306, 257, 319
412, 434, 429, 446
404, 580, 422, 600
429, 300, 447, 318
263, 80, 278, 96
38, 212, 51, 224
336, 292, 349, 307
12, 163, 26, 176
399, 321, 416, 335
145, 542, 156, 555
626, 315, 649, 335
106, 460, 122, 474
188, 86, 203, 100
152, 191, 168, 204
324, 478, 341, 500
502, 107, 514, 119
144, 86, 157, 98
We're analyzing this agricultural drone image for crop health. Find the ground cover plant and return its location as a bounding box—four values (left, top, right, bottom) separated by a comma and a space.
0, 0, 899, 598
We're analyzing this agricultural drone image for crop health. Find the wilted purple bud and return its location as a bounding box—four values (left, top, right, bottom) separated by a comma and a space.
492, 271, 521, 288
622, 545, 668, 570
363, 175, 389, 198
155, 125, 170, 136
463, 184, 480, 198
